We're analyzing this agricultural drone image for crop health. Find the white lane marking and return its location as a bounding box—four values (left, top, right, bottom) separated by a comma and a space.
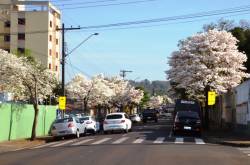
243, 151, 250, 154
92, 138, 112, 145
195, 138, 205, 144
133, 138, 145, 144
153, 137, 165, 144
71, 139, 94, 146
33, 141, 61, 149
248, 154, 250, 156
112, 137, 129, 144
238, 148, 250, 151
51, 140, 75, 147
175, 138, 184, 144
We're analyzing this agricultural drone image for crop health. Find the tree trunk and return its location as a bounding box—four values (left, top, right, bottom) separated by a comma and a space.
30, 78, 39, 141
31, 103, 39, 141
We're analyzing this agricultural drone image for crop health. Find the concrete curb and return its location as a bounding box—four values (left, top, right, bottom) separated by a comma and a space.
205, 137, 250, 147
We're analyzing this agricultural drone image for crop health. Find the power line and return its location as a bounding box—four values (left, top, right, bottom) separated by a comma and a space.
78, 5, 250, 29
68, 62, 92, 78
75, 11, 250, 32
60, 0, 158, 10
53, 0, 119, 6
1, 5, 250, 35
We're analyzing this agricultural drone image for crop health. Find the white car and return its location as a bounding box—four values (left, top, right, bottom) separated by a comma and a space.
51, 117, 86, 139
103, 112, 132, 134
130, 114, 141, 123
79, 116, 100, 134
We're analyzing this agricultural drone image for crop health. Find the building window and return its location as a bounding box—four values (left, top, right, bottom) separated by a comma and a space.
49, 35, 52, 41
4, 21, 10, 27
56, 38, 59, 45
56, 52, 59, 58
56, 25, 59, 30
50, 21, 52, 28
49, 63, 51, 69
18, 48, 25, 54
18, 18, 25, 25
4, 35, 10, 42
55, 65, 58, 71
18, 33, 25, 40
49, 49, 52, 56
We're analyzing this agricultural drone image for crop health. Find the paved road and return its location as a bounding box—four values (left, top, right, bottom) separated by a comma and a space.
0, 118, 249, 165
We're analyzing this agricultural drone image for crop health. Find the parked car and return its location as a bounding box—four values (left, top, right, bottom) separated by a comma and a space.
51, 117, 86, 139
142, 109, 159, 123
103, 112, 132, 134
173, 111, 202, 136
79, 116, 100, 134
130, 114, 141, 123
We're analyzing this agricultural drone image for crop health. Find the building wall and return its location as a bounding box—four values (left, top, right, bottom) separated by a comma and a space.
25, 11, 49, 67
0, 1, 61, 80
235, 80, 250, 126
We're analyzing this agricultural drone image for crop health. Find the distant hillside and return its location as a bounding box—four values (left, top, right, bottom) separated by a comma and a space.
129, 79, 170, 96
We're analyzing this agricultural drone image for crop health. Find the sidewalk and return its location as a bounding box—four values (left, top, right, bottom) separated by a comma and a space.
0, 136, 53, 154
203, 129, 250, 147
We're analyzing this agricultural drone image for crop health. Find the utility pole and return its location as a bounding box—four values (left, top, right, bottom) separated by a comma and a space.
120, 70, 132, 79
56, 23, 81, 96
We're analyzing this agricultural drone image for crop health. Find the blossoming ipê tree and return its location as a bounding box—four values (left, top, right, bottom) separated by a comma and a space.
0, 49, 57, 140
166, 29, 249, 100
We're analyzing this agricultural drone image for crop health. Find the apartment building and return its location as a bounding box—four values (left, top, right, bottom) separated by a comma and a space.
0, 0, 61, 80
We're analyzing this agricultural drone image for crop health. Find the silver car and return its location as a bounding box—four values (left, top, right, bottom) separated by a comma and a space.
51, 117, 86, 139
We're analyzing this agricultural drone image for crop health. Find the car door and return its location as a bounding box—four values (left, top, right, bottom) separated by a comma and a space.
75, 117, 84, 133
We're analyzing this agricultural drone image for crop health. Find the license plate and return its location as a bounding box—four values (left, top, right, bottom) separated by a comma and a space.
184, 126, 191, 130
59, 131, 66, 133
147, 117, 152, 119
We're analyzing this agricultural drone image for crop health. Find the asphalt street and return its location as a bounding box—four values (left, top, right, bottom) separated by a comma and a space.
0, 118, 249, 165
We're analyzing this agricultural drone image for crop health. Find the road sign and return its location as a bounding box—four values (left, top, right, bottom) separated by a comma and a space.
208, 91, 216, 105
59, 96, 66, 110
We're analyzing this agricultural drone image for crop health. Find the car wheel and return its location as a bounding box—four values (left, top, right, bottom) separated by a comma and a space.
54, 136, 61, 141
83, 128, 87, 137
76, 130, 80, 138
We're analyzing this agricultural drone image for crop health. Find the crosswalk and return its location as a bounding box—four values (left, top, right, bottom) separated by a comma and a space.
238, 147, 250, 157
33, 137, 206, 149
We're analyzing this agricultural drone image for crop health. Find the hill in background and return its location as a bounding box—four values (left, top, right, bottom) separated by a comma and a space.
129, 79, 170, 96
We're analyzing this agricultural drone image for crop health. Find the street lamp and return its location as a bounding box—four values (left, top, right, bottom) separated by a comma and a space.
66, 33, 99, 56
61, 32, 99, 96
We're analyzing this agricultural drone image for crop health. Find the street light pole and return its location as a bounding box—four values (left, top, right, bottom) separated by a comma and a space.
57, 23, 81, 96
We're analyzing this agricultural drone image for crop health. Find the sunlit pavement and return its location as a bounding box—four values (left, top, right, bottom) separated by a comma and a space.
0, 118, 249, 165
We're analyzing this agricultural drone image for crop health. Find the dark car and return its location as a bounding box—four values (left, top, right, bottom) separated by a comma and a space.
173, 111, 201, 136
142, 109, 159, 123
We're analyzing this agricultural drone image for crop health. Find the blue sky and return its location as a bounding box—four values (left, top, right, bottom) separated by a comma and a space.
53, 0, 250, 82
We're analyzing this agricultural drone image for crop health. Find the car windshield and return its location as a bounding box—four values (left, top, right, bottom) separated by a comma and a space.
177, 111, 199, 119
106, 114, 123, 119
55, 118, 73, 123
80, 117, 90, 121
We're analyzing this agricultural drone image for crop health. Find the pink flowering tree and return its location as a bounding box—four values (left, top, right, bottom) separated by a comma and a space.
166, 29, 249, 101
